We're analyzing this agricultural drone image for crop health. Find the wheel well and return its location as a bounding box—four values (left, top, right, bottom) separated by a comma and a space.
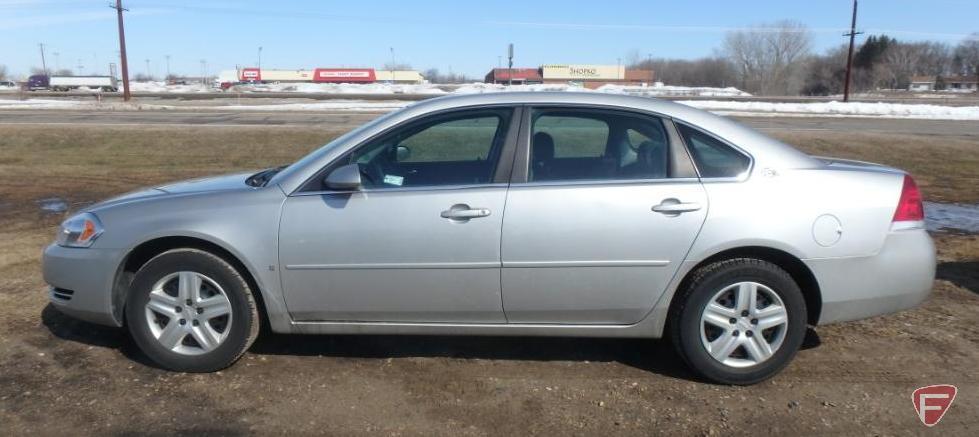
115, 236, 270, 330
672, 246, 822, 325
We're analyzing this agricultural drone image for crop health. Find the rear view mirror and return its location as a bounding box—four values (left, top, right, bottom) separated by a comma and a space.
324, 163, 362, 191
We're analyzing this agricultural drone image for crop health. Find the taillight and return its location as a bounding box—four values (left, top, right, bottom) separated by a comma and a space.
893, 175, 924, 222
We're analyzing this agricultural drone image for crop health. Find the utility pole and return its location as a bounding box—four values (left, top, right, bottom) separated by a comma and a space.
111, 0, 131, 101
842, 0, 862, 103
39, 43, 48, 75
507, 43, 513, 87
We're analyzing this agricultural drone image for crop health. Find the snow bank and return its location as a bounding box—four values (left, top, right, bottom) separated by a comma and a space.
597, 83, 751, 97
679, 100, 979, 120
212, 100, 411, 112
230, 82, 448, 95
129, 81, 213, 93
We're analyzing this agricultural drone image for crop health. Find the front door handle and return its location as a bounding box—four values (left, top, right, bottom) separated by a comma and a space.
441, 204, 492, 220
652, 199, 702, 215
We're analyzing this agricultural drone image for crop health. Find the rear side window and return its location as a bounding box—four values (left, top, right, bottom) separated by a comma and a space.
676, 124, 750, 178
530, 110, 671, 182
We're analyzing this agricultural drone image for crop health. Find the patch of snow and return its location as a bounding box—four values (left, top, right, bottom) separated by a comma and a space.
678, 100, 979, 120
129, 81, 212, 93
924, 202, 979, 234
231, 82, 449, 95
597, 83, 751, 97
210, 100, 411, 112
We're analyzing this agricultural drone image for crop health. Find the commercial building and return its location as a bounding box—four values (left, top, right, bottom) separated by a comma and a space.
375, 70, 426, 84
484, 68, 543, 84
231, 68, 421, 84
484, 64, 654, 88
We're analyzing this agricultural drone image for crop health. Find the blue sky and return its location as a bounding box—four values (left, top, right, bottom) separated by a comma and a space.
2, 0, 977, 78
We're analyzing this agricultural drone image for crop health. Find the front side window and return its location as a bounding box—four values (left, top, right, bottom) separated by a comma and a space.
676, 123, 750, 178
332, 108, 512, 189
529, 109, 671, 182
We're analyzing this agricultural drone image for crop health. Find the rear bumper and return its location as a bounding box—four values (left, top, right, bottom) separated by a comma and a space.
42, 244, 125, 327
806, 228, 936, 325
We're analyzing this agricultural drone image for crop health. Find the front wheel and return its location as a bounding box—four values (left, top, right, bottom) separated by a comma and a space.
125, 249, 260, 372
670, 258, 807, 385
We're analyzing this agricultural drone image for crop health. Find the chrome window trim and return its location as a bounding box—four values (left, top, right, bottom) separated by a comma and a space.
508, 177, 701, 189
290, 182, 510, 197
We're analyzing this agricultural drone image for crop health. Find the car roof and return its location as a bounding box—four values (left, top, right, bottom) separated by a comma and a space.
408, 91, 817, 167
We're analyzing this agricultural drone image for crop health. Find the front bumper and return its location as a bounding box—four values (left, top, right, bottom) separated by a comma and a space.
806, 228, 936, 325
42, 243, 125, 327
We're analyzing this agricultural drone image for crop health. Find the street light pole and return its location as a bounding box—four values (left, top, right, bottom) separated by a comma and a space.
507, 43, 513, 87
111, 0, 131, 101
258, 46, 262, 70
389, 47, 396, 83
39, 43, 48, 75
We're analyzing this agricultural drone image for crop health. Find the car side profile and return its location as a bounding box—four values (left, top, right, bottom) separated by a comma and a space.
42, 92, 935, 384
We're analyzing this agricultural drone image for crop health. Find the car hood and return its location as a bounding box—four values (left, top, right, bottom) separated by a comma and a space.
85, 172, 254, 212
155, 172, 253, 194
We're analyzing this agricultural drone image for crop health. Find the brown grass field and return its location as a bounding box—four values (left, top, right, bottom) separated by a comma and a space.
0, 123, 976, 435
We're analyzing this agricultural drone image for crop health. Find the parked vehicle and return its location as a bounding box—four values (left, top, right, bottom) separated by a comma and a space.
42, 92, 935, 384
0, 80, 18, 90
48, 75, 118, 92
27, 74, 48, 90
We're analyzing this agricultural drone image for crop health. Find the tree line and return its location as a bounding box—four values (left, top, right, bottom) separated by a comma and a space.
628, 21, 979, 96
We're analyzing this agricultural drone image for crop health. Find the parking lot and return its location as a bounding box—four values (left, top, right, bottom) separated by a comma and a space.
0, 111, 977, 435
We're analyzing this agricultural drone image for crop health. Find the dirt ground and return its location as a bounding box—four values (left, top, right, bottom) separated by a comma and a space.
0, 122, 977, 435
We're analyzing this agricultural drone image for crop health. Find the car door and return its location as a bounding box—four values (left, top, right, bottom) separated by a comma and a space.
278, 107, 520, 323
501, 107, 708, 324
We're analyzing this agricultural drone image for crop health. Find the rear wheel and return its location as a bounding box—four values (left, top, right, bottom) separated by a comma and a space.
670, 258, 807, 385
125, 248, 259, 372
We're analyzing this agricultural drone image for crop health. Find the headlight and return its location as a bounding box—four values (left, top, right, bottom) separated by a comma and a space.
56, 213, 104, 248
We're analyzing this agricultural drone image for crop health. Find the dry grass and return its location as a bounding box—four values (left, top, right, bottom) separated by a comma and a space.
0, 125, 344, 210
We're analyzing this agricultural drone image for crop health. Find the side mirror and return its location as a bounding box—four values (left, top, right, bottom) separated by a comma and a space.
324, 163, 362, 191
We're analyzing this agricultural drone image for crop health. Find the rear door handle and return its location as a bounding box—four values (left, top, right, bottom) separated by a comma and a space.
441, 205, 491, 220
652, 199, 702, 214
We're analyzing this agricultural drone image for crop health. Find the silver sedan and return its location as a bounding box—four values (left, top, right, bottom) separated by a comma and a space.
42, 92, 935, 384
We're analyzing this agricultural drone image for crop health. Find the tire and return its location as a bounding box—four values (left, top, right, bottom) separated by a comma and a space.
125, 248, 260, 372
669, 258, 807, 385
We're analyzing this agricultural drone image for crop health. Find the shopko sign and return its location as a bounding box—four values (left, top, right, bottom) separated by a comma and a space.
542, 65, 623, 80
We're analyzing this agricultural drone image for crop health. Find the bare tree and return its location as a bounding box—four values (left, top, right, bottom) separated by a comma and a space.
0, 64, 7, 81
723, 20, 812, 95
631, 57, 736, 88
953, 33, 979, 90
